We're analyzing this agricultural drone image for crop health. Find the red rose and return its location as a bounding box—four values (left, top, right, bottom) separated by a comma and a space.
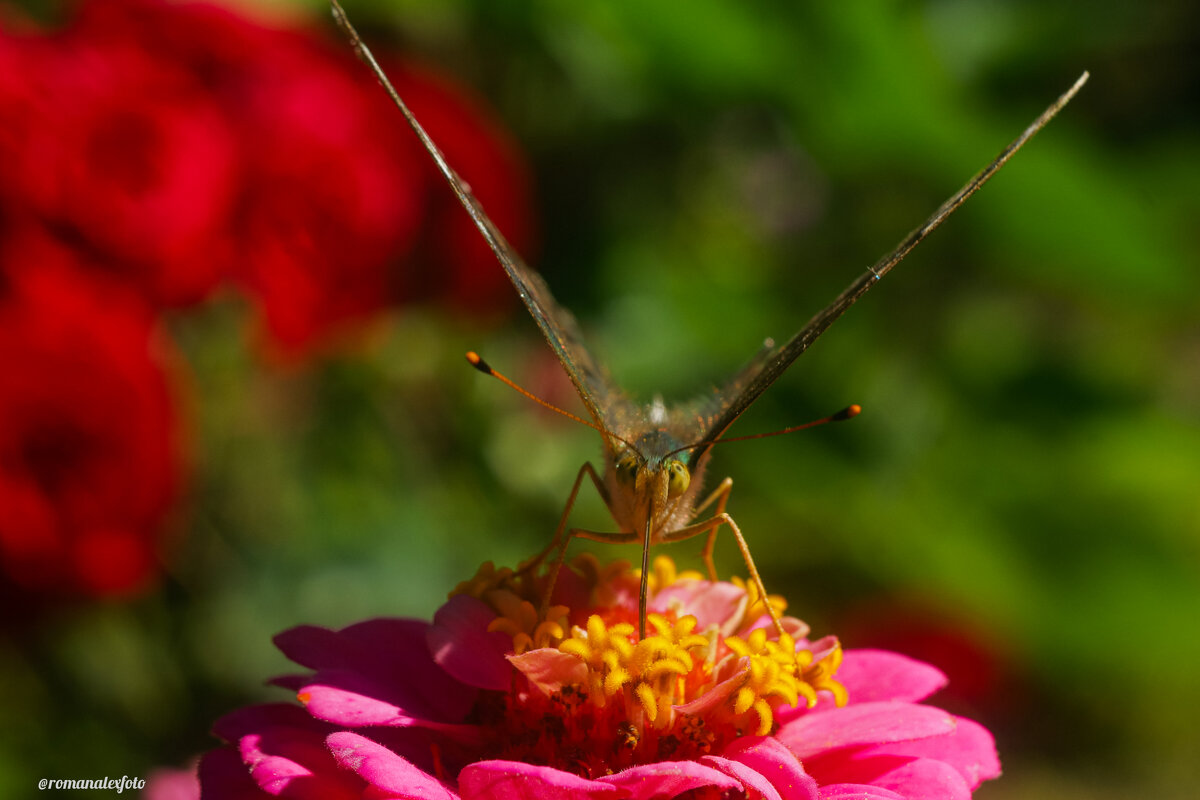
227, 36, 534, 355
0, 226, 185, 597
0, 19, 239, 307
68, 0, 534, 354
2, 0, 534, 355
225, 30, 428, 354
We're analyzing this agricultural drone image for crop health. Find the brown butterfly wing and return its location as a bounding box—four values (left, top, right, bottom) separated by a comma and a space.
685, 72, 1091, 467
332, 5, 1085, 464
329, 5, 632, 432
454, 166, 639, 439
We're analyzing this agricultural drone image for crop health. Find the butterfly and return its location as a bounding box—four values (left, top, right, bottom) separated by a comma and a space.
331, 0, 1086, 638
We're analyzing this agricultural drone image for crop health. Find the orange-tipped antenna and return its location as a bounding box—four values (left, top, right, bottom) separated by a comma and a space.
667, 404, 861, 458
466, 352, 639, 451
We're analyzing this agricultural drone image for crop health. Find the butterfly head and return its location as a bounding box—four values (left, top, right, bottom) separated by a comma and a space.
613, 446, 690, 500
605, 427, 708, 539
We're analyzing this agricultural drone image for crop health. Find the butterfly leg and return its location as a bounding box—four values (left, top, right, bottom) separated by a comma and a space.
688, 477, 734, 582
540, 525, 640, 624
518, 462, 607, 575
660, 510, 787, 641
526, 463, 620, 621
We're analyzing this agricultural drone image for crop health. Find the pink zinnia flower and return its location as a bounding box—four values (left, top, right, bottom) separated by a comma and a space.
162, 556, 999, 799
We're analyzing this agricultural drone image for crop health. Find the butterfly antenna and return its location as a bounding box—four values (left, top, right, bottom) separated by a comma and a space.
667, 404, 861, 458
466, 352, 638, 450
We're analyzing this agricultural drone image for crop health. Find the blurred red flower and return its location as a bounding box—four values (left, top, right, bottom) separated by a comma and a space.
1, 0, 533, 354
0, 18, 239, 307
221, 32, 534, 355
0, 227, 185, 598
65, 0, 533, 355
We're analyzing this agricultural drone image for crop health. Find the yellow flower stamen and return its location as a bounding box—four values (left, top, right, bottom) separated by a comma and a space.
485, 591, 569, 654
723, 629, 839, 735
642, 554, 705, 596
474, 556, 851, 775
558, 613, 710, 727
731, 575, 788, 625
450, 561, 517, 600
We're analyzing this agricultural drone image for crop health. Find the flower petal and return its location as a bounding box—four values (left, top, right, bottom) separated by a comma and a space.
777, 701, 957, 760
867, 716, 1000, 789
144, 764, 200, 800
297, 676, 482, 742
819, 784, 905, 800
651, 579, 748, 634
234, 712, 362, 798
813, 754, 972, 800
598, 760, 741, 799
427, 594, 514, 691
327, 731, 458, 799
777, 649, 948, 725
709, 736, 819, 800
836, 650, 948, 704
275, 618, 476, 722
459, 760, 621, 799
507, 648, 589, 695
703, 755, 784, 800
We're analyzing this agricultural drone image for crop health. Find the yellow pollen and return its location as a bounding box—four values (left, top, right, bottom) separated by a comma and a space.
450, 561, 516, 600
731, 575, 788, 623
722, 630, 846, 735
469, 555, 852, 772
558, 613, 710, 728
803, 641, 849, 707
485, 591, 569, 654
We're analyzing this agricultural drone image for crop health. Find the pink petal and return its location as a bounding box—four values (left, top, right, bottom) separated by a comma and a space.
868, 716, 1000, 789
427, 595, 514, 691
702, 755, 784, 800
300, 675, 416, 726
837, 650, 948, 704
651, 579, 748, 634
849, 758, 969, 800
777, 702, 957, 760
507, 648, 588, 695
709, 736, 819, 800
820, 784, 905, 800
327, 731, 458, 799
777, 650, 948, 725
236, 719, 362, 798
598, 760, 741, 799
458, 759, 621, 799
674, 656, 749, 716
297, 679, 482, 743
144, 764, 200, 800
275, 619, 476, 722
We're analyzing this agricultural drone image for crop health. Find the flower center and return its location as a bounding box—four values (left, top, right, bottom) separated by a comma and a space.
456, 555, 846, 778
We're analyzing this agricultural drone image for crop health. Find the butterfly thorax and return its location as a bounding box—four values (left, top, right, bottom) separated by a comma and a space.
602, 428, 712, 542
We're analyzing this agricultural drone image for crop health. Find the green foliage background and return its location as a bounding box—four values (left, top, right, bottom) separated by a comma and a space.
2, 1, 1196, 798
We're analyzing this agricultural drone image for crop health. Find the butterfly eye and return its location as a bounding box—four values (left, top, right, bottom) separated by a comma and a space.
615, 452, 640, 484
665, 459, 690, 498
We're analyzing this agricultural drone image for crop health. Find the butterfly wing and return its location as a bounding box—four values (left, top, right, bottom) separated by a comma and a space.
330, 4, 628, 430
685, 72, 1090, 468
